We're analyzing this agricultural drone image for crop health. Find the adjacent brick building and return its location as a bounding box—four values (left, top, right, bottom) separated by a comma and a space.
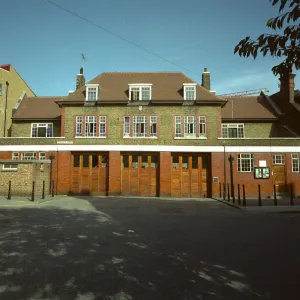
0, 66, 299, 198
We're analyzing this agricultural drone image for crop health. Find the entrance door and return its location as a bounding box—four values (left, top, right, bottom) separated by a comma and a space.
121, 154, 158, 196
171, 154, 209, 198
71, 153, 108, 195
272, 165, 285, 193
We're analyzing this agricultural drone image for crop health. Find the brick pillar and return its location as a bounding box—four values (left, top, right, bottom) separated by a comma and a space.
108, 151, 121, 196
160, 152, 171, 197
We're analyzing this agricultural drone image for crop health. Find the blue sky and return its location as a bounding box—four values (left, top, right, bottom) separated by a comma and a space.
1, 0, 299, 96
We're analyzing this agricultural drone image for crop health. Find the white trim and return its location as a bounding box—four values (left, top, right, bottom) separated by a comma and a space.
183, 83, 197, 86
123, 137, 158, 139
174, 137, 207, 140
1, 145, 300, 153
86, 84, 99, 101
75, 137, 107, 139
183, 85, 196, 100
129, 85, 152, 101
128, 83, 153, 86
31, 123, 53, 138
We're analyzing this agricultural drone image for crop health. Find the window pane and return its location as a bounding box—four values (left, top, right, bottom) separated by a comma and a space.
38, 127, 46, 137
92, 155, 98, 168
124, 116, 130, 136
182, 156, 188, 169
73, 155, 80, 167
102, 155, 108, 168
123, 155, 129, 168
141, 155, 148, 168
202, 156, 208, 169
132, 155, 138, 168
192, 156, 198, 169
151, 155, 157, 168
82, 155, 89, 168
172, 156, 179, 169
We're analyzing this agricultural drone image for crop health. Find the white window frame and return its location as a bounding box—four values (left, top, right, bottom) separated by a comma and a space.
183, 83, 197, 100
12, 152, 19, 160
86, 84, 99, 101
2, 163, 18, 170
21, 152, 37, 160
128, 84, 152, 101
150, 116, 157, 137
124, 116, 130, 137
75, 116, 83, 137
272, 154, 285, 165
222, 124, 244, 138
175, 116, 182, 137
184, 116, 196, 137
133, 116, 147, 137
99, 116, 107, 137
31, 123, 53, 137
85, 116, 97, 137
199, 116, 206, 136
39, 152, 46, 160
238, 153, 254, 172
291, 154, 299, 173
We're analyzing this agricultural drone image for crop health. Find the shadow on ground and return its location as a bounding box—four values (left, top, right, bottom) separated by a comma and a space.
0, 198, 299, 299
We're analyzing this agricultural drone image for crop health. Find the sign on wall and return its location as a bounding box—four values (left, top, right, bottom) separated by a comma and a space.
254, 167, 270, 179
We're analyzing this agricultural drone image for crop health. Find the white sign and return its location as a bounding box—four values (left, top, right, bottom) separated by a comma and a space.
259, 160, 267, 167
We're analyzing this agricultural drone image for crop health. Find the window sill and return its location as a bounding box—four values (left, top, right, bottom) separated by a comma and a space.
75, 136, 107, 139
174, 137, 207, 140
123, 136, 158, 139
1, 169, 18, 172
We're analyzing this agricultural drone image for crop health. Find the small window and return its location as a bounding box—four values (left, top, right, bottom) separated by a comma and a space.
150, 116, 157, 137
172, 156, 179, 169
2, 163, 18, 170
129, 85, 152, 101
92, 155, 98, 168
238, 153, 254, 172
22, 152, 37, 160
124, 117, 130, 136
12, 152, 19, 160
192, 156, 198, 169
31, 123, 53, 137
102, 155, 108, 168
73, 155, 80, 167
85, 116, 97, 137
132, 155, 139, 168
151, 155, 158, 168
76, 116, 83, 137
141, 155, 148, 168
291, 154, 299, 173
39, 152, 46, 160
82, 155, 89, 168
182, 156, 189, 169
184, 85, 196, 100
86, 85, 99, 101
99, 116, 106, 137
272, 154, 285, 165
123, 155, 129, 168
222, 124, 244, 138
199, 116, 206, 136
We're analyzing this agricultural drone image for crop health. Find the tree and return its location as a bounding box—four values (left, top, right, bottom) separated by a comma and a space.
234, 0, 300, 76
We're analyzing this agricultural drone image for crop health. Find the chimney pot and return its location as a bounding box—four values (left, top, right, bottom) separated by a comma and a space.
204, 68, 208, 72
80, 67, 83, 75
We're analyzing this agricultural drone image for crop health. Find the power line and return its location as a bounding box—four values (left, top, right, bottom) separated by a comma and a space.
45, 0, 204, 79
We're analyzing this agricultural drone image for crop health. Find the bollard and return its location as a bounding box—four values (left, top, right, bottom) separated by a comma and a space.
227, 183, 230, 201
273, 184, 277, 206
223, 183, 226, 200
42, 181, 45, 199
258, 184, 262, 206
31, 181, 35, 202
219, 182, 222, 198
242, 184, 246, 207
52, 180, 55, 197
237, 184, 241, 205
290, 184, 294, 206
232, 184, 235, 204
7, 180, 11, 200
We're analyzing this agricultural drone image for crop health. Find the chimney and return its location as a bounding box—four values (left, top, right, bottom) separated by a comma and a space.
76, 67, 85, 90
280, 69, 295, 104
202, 67, 210, 91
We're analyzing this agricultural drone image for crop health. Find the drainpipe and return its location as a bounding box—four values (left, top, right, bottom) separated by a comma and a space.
3, 81, 9, 137
223, 141, 227, 199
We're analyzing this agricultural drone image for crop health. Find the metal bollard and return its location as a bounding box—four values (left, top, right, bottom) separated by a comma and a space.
219, 182, 222, 198
273, 184, 277, 206
8, 180, 11, 200
42, 181, 45, 199
237, 184, 241, 205
242, 184, 246, 207
290, 184, 294, 206
232, 184, 235, 204
52, 180, 55, 197
223, 183, 226, 200
31, 181, 35, 202
227, 183, 230, 201
258, 184, 262, 206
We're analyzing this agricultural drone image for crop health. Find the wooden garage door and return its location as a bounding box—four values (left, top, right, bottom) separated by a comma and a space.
171, 154, 209, 198
121, 154, 158, 197
71, 153, 108, 195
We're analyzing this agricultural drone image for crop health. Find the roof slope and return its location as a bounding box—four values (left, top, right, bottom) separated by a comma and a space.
65, 72, 224, 102
13, 97, 63, 119
221, 96, 277, 120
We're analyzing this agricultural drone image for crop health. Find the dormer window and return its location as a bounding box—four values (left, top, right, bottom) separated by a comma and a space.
86, 84, 99, 101
183, 83, 197, 100
129, 84, 152, 101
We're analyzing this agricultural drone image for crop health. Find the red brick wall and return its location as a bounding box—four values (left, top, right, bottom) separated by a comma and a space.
159, 152, 171, 197
108, 151, 121, 196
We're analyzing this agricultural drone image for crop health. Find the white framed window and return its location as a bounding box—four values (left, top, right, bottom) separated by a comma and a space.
124, 116, 130, 136
238, 153, 254, 172
133, 116, 147, 137
272, 154, 285, 165
85, 116, 97, 137
86, 84, 99, 101
150, 116, 157, 137
222, 124, 244, 138
31, 123, 53, 137
184, 86, 196, 100
76, 116, 83, 136
12, 152, 19, 160
99, 116, 106, 137
21, 152, 37, 160
292, 154, 299, 172
184, 116, 196, 137
39, 152, 46, 160
175, 116, 182, 137
2, 164, 18, 170
199, 116, 206, 136
129, 84, 152, 101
